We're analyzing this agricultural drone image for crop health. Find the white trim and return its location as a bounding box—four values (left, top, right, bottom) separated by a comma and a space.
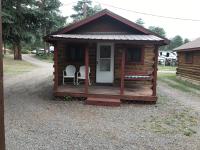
96, 43, 114, 83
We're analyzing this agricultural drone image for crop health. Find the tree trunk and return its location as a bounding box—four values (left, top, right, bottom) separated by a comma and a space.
43, 41, 46, 54
13, 43, 22, 60
3, 42, 6, 55
47, 43, 50, 54
43, 26, 47, 54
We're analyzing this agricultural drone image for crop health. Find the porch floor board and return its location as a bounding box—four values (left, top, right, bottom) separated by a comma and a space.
57, 84, 152, 96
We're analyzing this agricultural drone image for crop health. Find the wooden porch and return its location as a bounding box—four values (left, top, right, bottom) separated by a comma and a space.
55, 84, 156, 101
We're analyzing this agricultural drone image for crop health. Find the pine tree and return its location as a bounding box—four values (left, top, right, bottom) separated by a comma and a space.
70, 0, 101, 21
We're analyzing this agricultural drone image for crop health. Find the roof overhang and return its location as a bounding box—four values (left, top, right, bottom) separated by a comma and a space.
45, 34, 168, 45
174, 47, 200, 52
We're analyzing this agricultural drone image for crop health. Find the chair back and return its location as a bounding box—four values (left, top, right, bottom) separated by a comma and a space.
66, 65, 76, 76
79, 66, 90, 78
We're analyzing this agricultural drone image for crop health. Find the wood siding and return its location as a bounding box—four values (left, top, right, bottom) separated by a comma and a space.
68, 16, 144, 34
177, 50, 200, 84
56, 42, 155, 89
114, 44, 155, 87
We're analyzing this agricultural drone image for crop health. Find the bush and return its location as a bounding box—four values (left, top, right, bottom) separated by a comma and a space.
21, 49, 30, 54
35, 53, 54, 62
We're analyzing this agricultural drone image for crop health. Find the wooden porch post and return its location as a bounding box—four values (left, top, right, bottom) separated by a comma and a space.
153, 46, 158, 96
120, 49, 125, 95
54, 43, 58, 91
0, 0, 6, 148
85, 46, 89, 94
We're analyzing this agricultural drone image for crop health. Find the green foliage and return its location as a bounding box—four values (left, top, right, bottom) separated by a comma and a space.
169, 35, 183, 49
2, 0, 66, 59
160, 35, 191, 51
70, 0, 102, 21
158, 73, 200, 93
2, 0, 38, 44
32, 0, 66, 51
184, 38, 190, 44
35, 53, 53, 63
21, 49, 30, 54
64, 96, 73, 101
135, 18, 144, 26
148, 26, 166, 37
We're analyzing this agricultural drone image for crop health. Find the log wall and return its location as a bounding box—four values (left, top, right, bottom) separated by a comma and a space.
55, 42, 155, 89
177, 50, 200, 84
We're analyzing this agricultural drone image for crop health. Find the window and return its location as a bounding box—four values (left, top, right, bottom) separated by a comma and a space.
126, 47, 143, 64
185, 52, 193, 64
66, 46, 84, 62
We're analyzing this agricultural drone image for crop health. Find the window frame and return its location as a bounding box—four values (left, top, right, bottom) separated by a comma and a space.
125, 46, 144, 65
66, 45, 85, 63
184, 51, 193, 64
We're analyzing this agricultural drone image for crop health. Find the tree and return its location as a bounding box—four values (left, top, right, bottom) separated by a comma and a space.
168, 35, 183, 50
0, 0, 5, 149
70, 0, 102, 21
135, 18, 144, 26
36, 0, 66, 53
2, 0, 39, 60
2, 0, 66, 59
148, 26, 166, 37
162, 35, 184, 51
184, 38, 190, 44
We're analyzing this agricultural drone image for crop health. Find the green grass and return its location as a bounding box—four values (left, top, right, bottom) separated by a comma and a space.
34, 53, 53, 63
145, 108, 198, 136
3, 55, 36, 76
158, 73, 200, 93
158, 65, 177, 71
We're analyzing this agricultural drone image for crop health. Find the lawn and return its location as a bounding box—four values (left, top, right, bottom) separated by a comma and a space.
158, 73, 200, 94
3, 55, 36, 76
158, 65, 177, 71
34, 53, 53, 63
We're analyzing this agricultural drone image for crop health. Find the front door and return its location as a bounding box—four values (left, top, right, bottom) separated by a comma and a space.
96, 43, 114, 83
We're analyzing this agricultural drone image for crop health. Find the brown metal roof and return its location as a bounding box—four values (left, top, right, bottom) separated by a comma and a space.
174, 37, 200, 51
50, 34, 164, 42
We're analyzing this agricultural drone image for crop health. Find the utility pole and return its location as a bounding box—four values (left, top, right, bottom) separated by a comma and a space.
0, 0, 6, 149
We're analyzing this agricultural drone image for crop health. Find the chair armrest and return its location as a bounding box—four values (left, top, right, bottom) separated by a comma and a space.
63, 70, 66, 76
77, 72, 80, 78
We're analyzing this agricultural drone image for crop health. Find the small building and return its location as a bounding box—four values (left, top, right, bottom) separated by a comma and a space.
174, 37, 200, 85
45, 9, 169, 106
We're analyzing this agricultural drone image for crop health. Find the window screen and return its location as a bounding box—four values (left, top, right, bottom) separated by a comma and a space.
185, 52, 193, 64
126, 48, 143, 63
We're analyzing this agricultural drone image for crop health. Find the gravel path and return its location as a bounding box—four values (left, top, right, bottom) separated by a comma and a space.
158, 81, 200, 112
4, 55, 200, 150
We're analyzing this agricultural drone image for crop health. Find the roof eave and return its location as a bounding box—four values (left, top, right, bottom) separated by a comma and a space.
174, 47, 200, 52
45, 36, 166, 46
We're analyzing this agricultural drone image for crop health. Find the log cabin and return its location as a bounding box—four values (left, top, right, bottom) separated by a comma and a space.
174, 37, 200, 85
44, 9, 169, 106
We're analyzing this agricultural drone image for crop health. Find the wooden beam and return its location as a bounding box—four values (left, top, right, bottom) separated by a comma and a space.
54, 91, 157, 101
153, 46, 158, 96
54, 43, 58, 91
0, 0, 6, 149
85, 46, 89, 94
120, 49, 125, 95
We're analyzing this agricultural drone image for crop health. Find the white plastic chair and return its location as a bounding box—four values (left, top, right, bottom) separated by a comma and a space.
63, 65, 76, 85
77, 66, 91, 85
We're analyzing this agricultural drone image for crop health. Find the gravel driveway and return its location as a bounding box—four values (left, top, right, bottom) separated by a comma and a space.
4, 55, 200, 150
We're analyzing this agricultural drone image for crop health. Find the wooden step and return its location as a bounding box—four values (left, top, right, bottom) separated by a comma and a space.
86, 97, 121, 107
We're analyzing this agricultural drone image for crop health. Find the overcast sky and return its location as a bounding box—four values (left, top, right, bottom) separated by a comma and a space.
59, 0, 200, 40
